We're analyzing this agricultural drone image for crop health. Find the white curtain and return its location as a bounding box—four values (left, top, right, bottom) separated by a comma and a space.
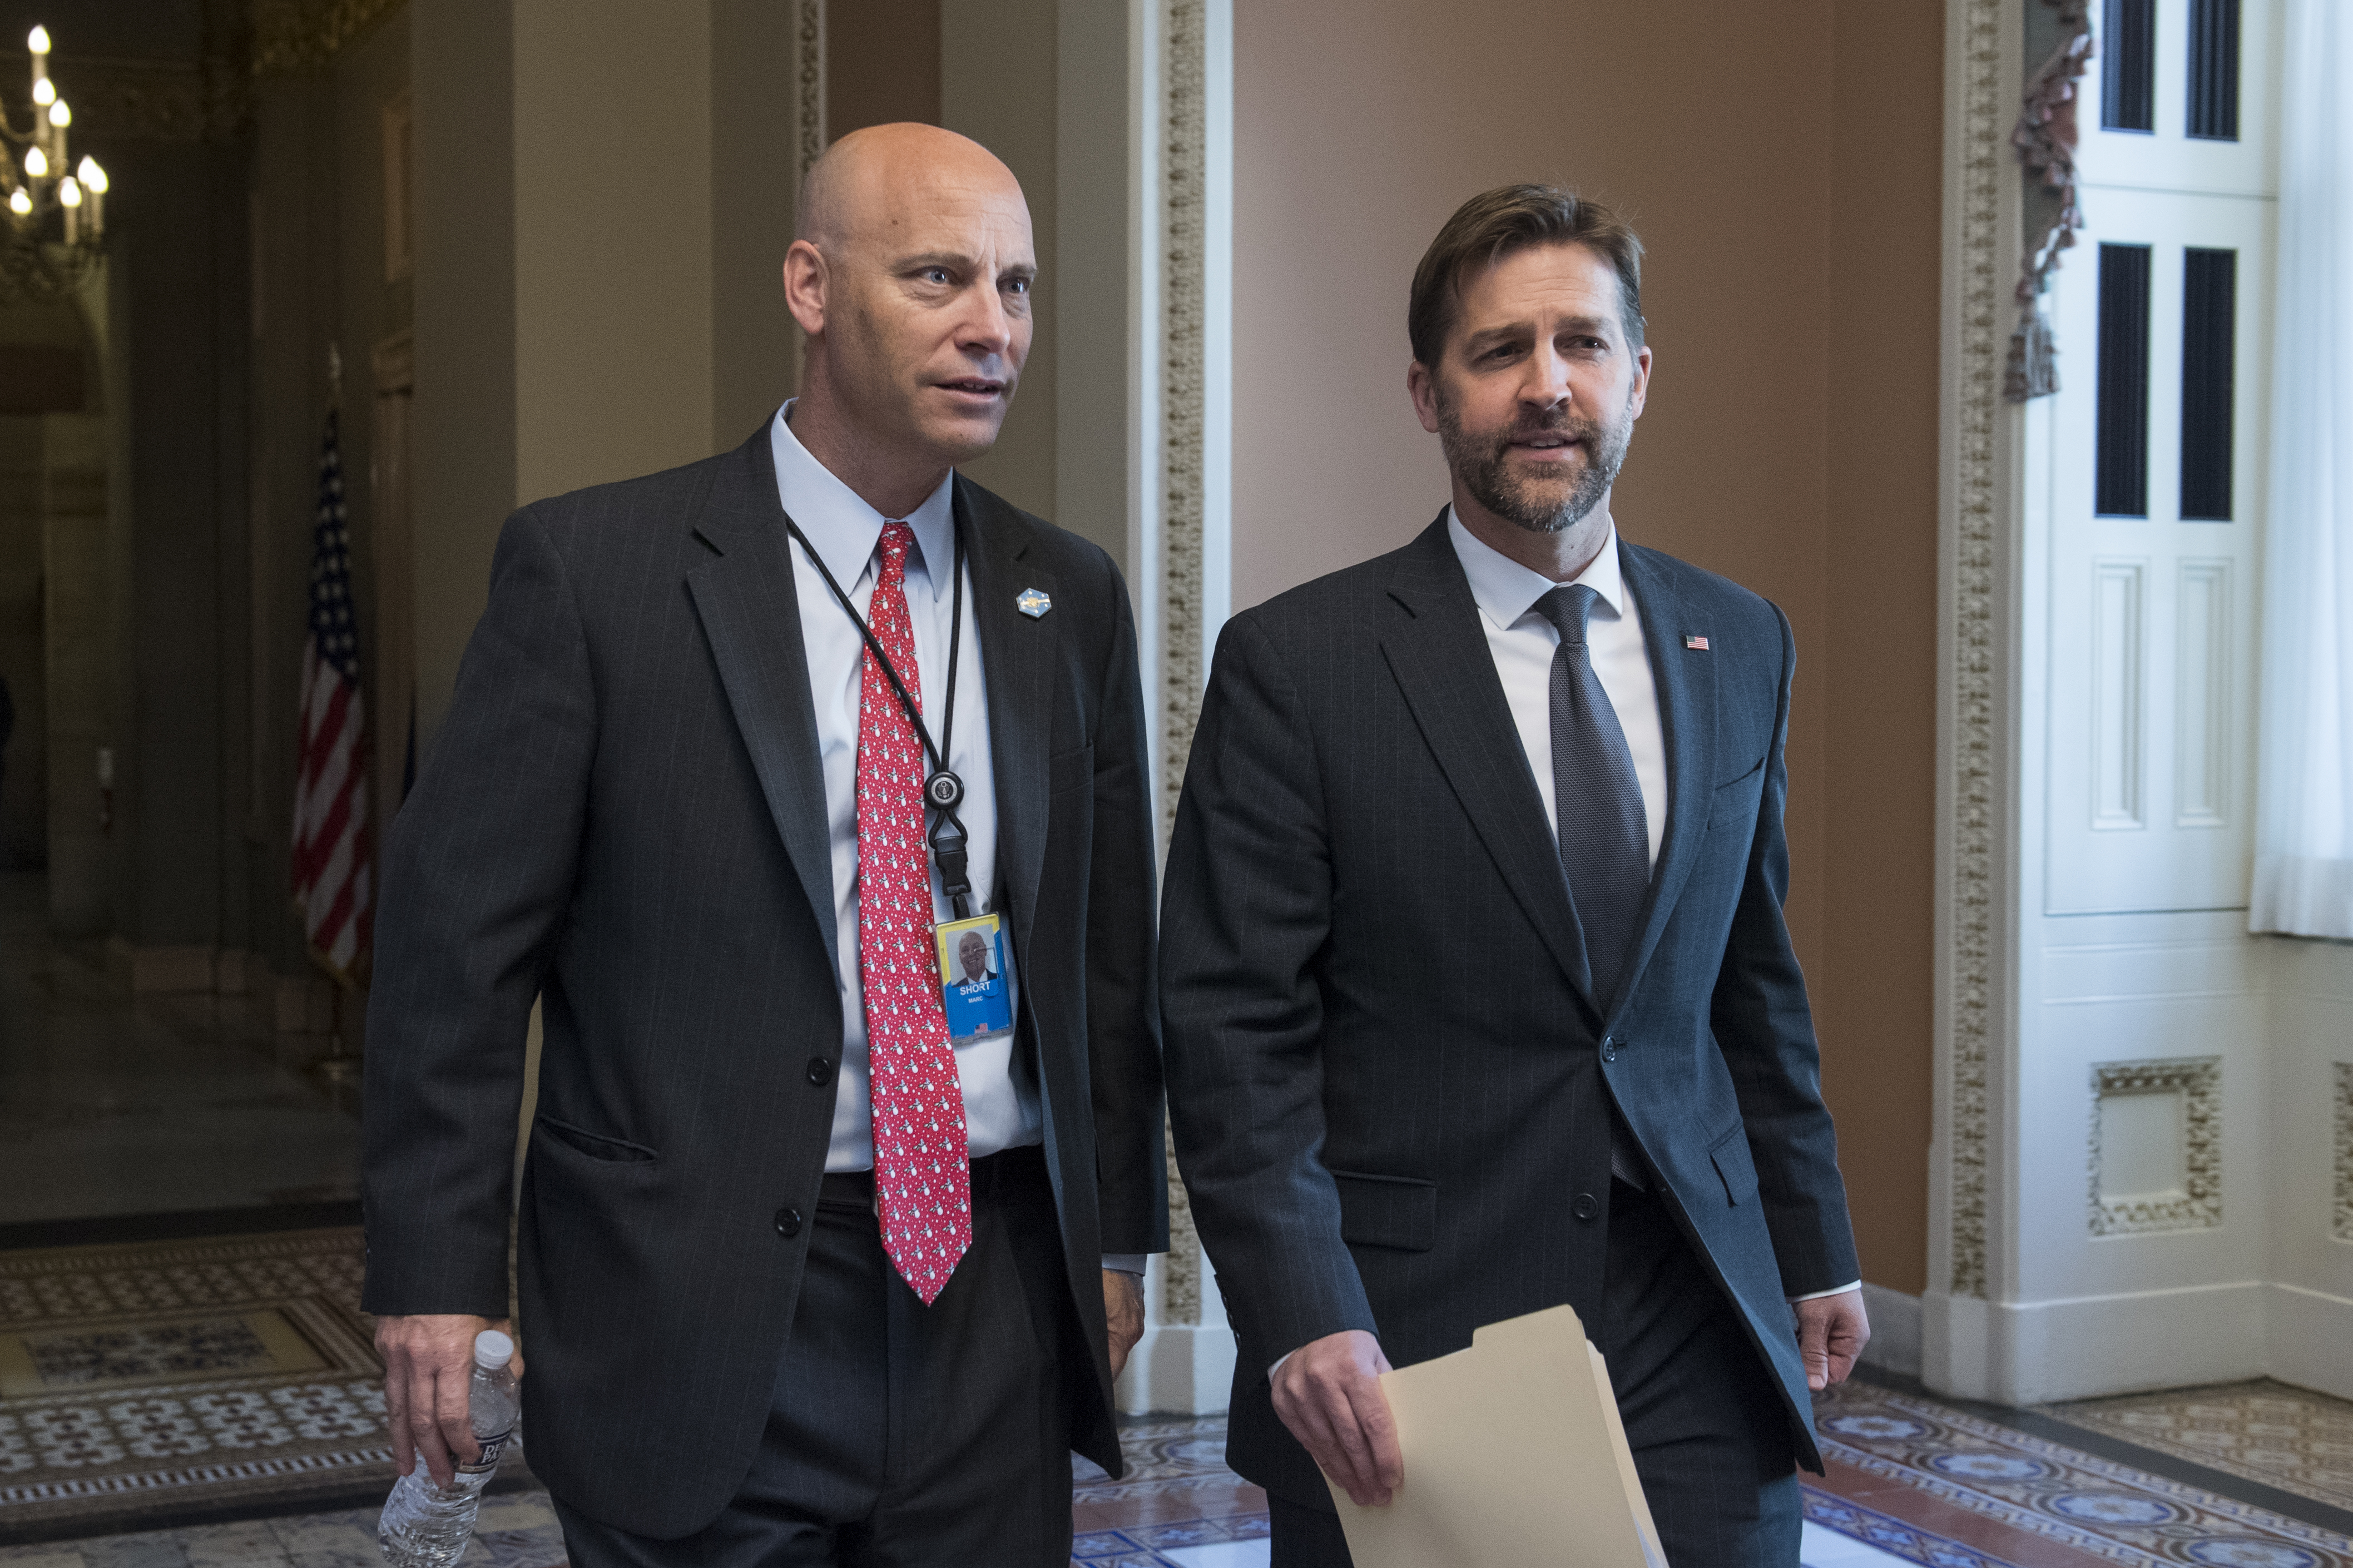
2249, 0, 2353, 936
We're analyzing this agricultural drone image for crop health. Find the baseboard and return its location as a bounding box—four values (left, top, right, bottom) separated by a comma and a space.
1920, 1279, 2266, 1403
2266, 1281, 2353, 1401
1114, 1322, 1236, 1417
1859, 1282, 1923, 1379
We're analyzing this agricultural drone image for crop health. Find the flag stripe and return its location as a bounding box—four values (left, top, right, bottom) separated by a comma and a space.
291, 408, 373, 985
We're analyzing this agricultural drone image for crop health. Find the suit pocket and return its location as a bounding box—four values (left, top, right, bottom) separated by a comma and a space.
1330, 1170, 1437, 1252
1707, 1122, 1759, 1207
1048, 743, 1094, 796
1708, 757, 1767, 827
536, 1115, 660, 1164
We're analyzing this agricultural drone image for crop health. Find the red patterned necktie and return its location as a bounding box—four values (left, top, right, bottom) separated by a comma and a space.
857, 521, 973, 1304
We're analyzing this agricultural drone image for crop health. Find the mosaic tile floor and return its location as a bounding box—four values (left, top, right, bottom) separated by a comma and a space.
0, 1228, 405, 1537
1814, 1377, 2353, 1567
2045, 1382, 2353, 1519
8, 1379, 2353, 1565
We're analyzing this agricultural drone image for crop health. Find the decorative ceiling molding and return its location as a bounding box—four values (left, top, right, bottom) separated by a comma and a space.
0, 51, 249, 142
250, 0, 404, 77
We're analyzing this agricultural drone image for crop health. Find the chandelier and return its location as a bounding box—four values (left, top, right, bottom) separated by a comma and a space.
2, 26, 110, 306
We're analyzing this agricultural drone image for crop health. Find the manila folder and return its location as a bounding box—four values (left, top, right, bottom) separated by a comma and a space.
1326, 1303, 1666, 1568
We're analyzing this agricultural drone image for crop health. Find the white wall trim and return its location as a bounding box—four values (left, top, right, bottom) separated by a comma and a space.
1935, 1279, 2267, 1405
2265, 1281, 2353, 1401
1859, 1283, 1924, 1380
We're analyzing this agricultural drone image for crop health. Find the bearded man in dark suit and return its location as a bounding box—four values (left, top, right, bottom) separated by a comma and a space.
1161, 185, 1870, 1567
363, 123, 1165, 1566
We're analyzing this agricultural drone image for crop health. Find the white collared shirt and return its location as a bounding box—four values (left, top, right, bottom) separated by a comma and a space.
769, 405, 1043, 1174
1446, 510, 1666, 867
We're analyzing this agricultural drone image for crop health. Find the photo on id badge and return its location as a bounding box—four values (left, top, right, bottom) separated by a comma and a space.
936, 913, 1012, 1042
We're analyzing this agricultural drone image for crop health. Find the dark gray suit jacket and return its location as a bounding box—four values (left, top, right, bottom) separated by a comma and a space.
361, 426, 1167, 1537
1161, 516, 1859, 1510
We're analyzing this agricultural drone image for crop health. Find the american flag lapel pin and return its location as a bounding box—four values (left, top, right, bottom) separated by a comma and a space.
1684, 634, 1710, 651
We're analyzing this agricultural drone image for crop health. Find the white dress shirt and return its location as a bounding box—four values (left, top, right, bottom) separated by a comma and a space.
1447, 510, 1666, 867
1446, 509, 1857, 1308
770, 406, 1041, 1174
771, 408, 1145, 1278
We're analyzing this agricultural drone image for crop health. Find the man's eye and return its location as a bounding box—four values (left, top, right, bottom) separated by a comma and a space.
923, 267, 953, 285
1005, 277, 1032, 296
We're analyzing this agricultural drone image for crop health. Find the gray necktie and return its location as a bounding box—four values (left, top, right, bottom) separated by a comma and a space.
1534, 584, 1649, 1005
1535, 584, 1653, 1189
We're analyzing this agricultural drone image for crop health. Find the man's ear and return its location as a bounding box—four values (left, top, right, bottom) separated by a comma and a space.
783, 240, 829, 338
1627, 344, 1653, 421
1408, 360, 1444, 435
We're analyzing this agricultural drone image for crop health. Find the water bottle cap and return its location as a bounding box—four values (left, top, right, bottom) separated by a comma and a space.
474, 1329, 515, 1369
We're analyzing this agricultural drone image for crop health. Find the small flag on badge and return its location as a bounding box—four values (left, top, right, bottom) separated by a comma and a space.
1684, 634, 1710, 651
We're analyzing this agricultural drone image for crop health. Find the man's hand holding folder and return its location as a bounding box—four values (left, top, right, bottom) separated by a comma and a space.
1272, 1329, 1406, 1506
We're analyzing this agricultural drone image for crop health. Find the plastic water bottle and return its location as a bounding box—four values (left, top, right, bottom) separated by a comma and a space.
377, 1329, 519, 1567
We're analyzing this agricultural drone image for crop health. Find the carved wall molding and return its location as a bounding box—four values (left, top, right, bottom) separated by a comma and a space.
0, 52, 249, 142
250, 0, 405, 76
1946, 0, 2008, 1299
2335, 1062, 2352, 1244
2088, 1056, 2222, 1237
1155, 0, 1208, 1329
796, 0, 824, 180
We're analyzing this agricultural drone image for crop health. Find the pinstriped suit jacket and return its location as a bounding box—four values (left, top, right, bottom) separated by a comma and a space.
360, 425, 1167, 1537
1161, 515, 1859, 1511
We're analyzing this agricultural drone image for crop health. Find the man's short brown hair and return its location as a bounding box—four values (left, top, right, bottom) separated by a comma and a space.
1408, 184, 1645, 369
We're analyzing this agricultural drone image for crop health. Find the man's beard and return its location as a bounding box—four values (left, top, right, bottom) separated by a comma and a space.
1437, 389, 1633, 535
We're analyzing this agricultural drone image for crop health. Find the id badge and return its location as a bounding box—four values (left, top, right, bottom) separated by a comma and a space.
935, 912, 1013, 1042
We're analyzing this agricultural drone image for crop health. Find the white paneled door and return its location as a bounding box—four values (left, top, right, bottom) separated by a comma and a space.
2044, 115, 2274, 914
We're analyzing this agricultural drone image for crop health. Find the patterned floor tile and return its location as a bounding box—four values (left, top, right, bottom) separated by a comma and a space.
2044, 1383, 2353, 1519
176, 1521, 289, 1567
1813, 1381, 2353, 1567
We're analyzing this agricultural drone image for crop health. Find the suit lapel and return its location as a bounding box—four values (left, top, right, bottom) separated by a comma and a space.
1611, 543, 1716, 1019
682, 428, 840, 967
1379, 519, 1602, 1020
957, 477, 1056, 956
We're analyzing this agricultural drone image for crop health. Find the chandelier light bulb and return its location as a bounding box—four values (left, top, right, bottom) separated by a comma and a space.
78, 156, 105, 193
49, 100, 70, 127
24, 146, 48, 180
58, 176, 80, 207
33, 77, 56, 106
28, 25, 51, 54
7, 189, 28, 217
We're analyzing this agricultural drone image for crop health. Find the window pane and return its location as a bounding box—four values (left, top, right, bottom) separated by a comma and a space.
2187, 0, 2242, 141
2181, 249, 2236, 520
2103, 0, 2156, 132
2097, 244, 2153, 519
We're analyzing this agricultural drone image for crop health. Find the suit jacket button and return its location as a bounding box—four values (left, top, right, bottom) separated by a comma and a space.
774, 1208, 804, 1238
1572, 1192, 1601, 1222
1601, 1037, 1619, 1063
806, 1058, 834, 1086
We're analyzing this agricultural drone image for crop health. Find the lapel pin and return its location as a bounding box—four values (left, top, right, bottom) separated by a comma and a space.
1016, 587, 1052, 619
1683, 634, 1710, 651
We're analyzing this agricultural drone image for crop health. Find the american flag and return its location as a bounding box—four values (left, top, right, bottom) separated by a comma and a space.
290, 408, 373, 981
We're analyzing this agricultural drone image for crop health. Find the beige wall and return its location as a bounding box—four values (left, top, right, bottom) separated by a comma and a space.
1232, 0, 1941, 1292
410, 0, 797, 753
940, 0, 1061, 522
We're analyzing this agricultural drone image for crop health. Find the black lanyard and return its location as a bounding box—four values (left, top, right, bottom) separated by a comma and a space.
786, 517, 977, 920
